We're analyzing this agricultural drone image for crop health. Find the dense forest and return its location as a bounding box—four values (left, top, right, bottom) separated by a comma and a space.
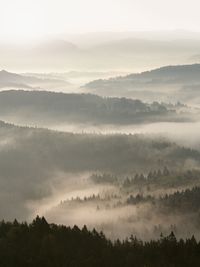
1, 120, 200, 222
1, 216, 200, 267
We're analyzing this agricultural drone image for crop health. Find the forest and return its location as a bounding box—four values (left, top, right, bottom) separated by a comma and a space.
1, 216, 200, 267
1, 6, 200, 264
0, 90, 191, 126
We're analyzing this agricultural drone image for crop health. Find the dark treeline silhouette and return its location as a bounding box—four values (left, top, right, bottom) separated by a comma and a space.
0, 216, 200, 267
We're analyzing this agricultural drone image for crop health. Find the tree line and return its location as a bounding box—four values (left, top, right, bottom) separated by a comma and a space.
0, 216, 200, 266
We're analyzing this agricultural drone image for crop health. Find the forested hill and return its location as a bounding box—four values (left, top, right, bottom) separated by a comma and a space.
124, 64, 200, 82
0, 120, 199, 174
1, 216, 200, 267
0, 120, 200, 219
85, 63, 200, 90
0, 90, 186, 125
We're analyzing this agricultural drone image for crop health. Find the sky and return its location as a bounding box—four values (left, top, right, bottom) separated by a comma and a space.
0, 0, 200, 43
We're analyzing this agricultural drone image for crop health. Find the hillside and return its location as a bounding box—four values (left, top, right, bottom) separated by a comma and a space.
0, 90, 190, 126
0, 70, 68, 90
85, 64, 200, 90
84, 64, 200, 102
0, 120, 200, 219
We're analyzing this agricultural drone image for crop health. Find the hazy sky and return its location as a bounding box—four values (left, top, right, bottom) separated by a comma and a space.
0, 0, 200, 42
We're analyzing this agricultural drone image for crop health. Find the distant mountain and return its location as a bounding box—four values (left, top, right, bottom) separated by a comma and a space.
85, 64, 200, 89
127, 63, 200, 81
0, 70, 40, 84
69, 30, 200, 47
0, 70, 69, 90
2, 35, 200, 71
90, 38, 182, 54
35, 40, 79, 57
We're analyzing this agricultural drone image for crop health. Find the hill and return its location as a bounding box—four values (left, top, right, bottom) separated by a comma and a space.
84, 64, 200, 102
0, 120, 199, 219
0, 70, 68, 90
0, 90, 190, 126
85, 64, 200, 89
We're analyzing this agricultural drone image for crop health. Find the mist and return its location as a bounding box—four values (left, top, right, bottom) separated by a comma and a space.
1, 31, 200, 242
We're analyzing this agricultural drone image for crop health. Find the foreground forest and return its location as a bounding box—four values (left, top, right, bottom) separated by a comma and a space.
1, 216, 200, 267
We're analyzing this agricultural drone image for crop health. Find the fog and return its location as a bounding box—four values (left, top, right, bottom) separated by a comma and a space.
2, 32, 200, 72
1, 31, 200, 241
41, 171, 200, 240
0, 118, 200, 241
50, 121, 200, 150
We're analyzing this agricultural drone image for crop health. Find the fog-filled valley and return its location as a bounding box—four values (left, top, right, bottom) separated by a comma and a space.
1, 117, 200, 240
2, 61, 200, 242
2, 29, 200, 261
2, 0, 200, 263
